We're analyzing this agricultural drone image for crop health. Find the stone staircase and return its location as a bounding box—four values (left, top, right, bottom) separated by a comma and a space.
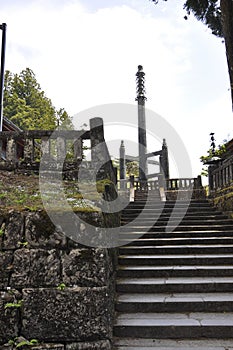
113, 192, 233, 349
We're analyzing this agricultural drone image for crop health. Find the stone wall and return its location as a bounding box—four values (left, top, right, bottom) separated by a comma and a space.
0, 210, 117, 349
209, 185, 233, 218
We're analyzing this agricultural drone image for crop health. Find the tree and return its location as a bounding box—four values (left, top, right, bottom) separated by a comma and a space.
151, 0, 233, 110
3, 68, 73, 130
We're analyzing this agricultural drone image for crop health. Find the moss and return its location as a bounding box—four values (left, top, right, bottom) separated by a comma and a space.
96, 179, 114, 193
0, 172, 102, 213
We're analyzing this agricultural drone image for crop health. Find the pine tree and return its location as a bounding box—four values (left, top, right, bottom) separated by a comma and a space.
3, 68, 73, 130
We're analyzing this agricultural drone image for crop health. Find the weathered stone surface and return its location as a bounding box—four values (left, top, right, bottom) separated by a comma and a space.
0, 290, 21, 344
0, 251, 13, 288
66, 341, 111, 349
66, 212, 104, 249
2, 343, 65, 350
3, 211, 24, 249
27, 345, 65, 350
11, 249, 60, 287
62, 249, 110, 287
25, 212, 66, 249
22, 287, 111, 342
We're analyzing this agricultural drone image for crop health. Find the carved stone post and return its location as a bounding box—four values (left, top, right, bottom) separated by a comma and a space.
24, 138, 34, 161
89, 117, 116, 183
74, 138, 83, 160
208, 165, 214, 192
6, 136, 17, 162
160, 138, 170, 180
56, 136, 66, 161
41, 136, 50, 157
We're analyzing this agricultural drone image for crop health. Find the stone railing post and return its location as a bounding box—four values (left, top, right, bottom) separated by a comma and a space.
89, 117, 116, 184
89, 117, 105, 161
6, 136, 17, 162
208, 166, 214, 192
74, 138, 83, 160
41, 136, 50, 158
56, 136, 66, 161
160, 138, 170, 180
24, 138, 34, 161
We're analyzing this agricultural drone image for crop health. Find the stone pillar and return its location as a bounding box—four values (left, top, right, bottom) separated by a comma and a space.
24, 138, 34, 161
74, 138, 83, 160
89, 117, 105, 162
136, 65, 148, 181
6, 137, 17, 162
89, 117, 116, 184
56, 136, 66, 161
208, 165, 214, 191
41, 136, 50, 157
160, 138, 169, 180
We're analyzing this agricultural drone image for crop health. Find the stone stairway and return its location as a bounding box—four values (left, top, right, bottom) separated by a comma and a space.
113, 194, 233, 349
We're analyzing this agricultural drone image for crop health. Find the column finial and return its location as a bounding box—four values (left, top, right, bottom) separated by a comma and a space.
136, 65, 147, 101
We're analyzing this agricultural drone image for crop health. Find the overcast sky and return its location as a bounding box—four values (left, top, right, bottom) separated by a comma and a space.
1, 0, 233, 178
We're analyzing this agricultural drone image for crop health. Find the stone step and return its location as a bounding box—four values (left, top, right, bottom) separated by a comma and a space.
125, 204, 213, 211
116, 276, 233, 293
114, 337, 233, 349
121, 212, 226, 219
114, 312, 233, 339
119, 231, 233, 239
118, 237, 233, 247
120, 225, 233, 232
121, 219, 233, 226
117, 265, 233, 278
122, 208, 219, 214
118, 253, 233, 265
115, 293, 233, 312
119, 245, 233, 255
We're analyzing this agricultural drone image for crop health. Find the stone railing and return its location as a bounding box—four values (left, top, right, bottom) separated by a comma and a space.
0, 118, 117, 184
208, 156, 233, 193
166, 177, 202, 190
118, 175, 205, 201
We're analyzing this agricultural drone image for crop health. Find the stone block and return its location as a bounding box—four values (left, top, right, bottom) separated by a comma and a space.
62, 249, 110, 287
3, 211, 24, 249
0, 251, 13, 288
11, 249, 60, 288
66, 341, 111, 350
0, 290, 21, 344
25, 212, 66, 249
22, 287, 111, 342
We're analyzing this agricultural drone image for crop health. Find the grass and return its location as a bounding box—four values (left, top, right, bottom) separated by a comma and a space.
0, 171, 106, 213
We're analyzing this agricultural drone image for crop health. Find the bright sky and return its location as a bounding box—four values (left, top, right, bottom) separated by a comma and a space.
1, 0, 233, 178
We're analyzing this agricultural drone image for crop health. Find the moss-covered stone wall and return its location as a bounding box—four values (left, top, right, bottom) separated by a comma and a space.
0, 210, 117, 349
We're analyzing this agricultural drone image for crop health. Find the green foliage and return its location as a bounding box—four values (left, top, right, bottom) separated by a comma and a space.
16, 339, 38, 348
200, 142, 226, 177
96, 179, 114, 193
151, 0, 222, 37
57, 283, 66, 291
4, 300, 23, 309
3, 68, 73, 130
126, 160, 139, 177
200, 143, 226, 164
184, 0, 222, 37
8, 338, 38, 348
18, 241, 29, 248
